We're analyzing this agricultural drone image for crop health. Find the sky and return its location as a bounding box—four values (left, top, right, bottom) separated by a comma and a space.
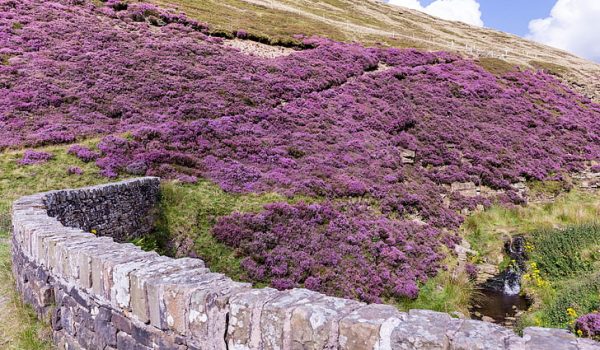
386, 0, 600, 62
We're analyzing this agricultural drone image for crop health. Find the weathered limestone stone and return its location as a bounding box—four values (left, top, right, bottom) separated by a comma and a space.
129, 257, 204, 323
29, 229, 58, 265
290, 295, 364, 350
450, 319, 515, 349
145, 268, 215, 330
91, 244, 157, 300
77, 240, 122, 290
111, 255, 172, 310
54, 234, 100, 279
391, 309, 462, 350
29, 226, 62, 262
186, 279, 251, 349
97, 247, 158, 305
117, 331, 151, 350
46, 231, 92, 273
577, 338, 600, 350
401, 149, 416, 164
227, 288, 281, 350
70, 237, 116, 288
104, 249, 160, 300
522, 327, 578, 350
160, 272, 224, 333
54, 329, 84, 350
260, 289, 324, 350
339, 304, 406, 350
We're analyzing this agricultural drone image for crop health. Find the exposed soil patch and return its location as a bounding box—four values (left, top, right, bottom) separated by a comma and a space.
224, 39, 296, 58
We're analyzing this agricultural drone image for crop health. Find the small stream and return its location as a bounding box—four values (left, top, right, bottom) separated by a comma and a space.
470, 236, 532, 327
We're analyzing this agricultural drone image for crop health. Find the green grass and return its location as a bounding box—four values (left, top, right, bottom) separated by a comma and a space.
148, 0, 437, 49
0, 139, 116, 226
529, 60, 569, 78
463, 189, 600, 265
531, 224, 600, 279
394, 265, 476, 316
516, 225, 600, 331
0, 241, 52, 349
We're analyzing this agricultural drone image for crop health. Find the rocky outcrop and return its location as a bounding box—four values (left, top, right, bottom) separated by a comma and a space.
11, 177, 599, 349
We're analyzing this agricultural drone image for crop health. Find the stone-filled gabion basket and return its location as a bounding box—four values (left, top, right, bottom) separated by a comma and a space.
11, 178, 599, 349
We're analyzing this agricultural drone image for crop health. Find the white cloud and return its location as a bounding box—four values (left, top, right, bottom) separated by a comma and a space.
527, 0, 600, 62
388, 0, 484, 27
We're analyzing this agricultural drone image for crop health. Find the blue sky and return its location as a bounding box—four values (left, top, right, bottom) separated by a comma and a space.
419, 0, 556, 36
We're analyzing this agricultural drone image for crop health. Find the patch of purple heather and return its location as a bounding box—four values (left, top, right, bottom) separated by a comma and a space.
576, 313, 600, 338
67, 166, 83, 175
19, 150, 53, 165
67, 145, 99, 162
213, 201, 452, 302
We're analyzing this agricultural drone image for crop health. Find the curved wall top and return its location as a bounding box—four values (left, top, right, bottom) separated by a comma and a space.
11, 177, 599, 350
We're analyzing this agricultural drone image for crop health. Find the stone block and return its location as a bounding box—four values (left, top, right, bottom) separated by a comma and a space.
77, 239, 121, 290
64, 237, 113, 282
92, 245, 157, 301
161, 274, 221, 332
54, 329, 84, 350
117, 331, 151, 350
130, 257, 204, 323
290, 295, 364, 350
260, 288, 323, 350
45, 232, 87, 272
54, 235, 98, 279
522, 327, 578, 350
339, 304, 406, 350
146, 268, 214, 330
186, 279, 251, 349
577, 338, 600, 350
112, 311, 133, 334
111, 255, 170, 310
227, 288, 281, 350
450, 319, 515, 350
391, 309, 458, 350
31, 229, 63, 264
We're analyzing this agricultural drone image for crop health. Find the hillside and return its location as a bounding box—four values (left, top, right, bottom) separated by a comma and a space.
1, 0, 600, 346
149, 0, 600, 102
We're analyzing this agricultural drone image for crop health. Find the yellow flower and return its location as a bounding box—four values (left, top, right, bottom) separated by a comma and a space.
91, 229, 97, 235
577, 330, 583, 337
566, 307, 578, 319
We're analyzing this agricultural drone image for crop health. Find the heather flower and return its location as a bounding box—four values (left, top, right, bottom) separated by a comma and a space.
235, 29, 248, 39
576, 313, 600, 338
19, 150, 53, 165
67, 145, 100, 162
465, 263, 478, 280
67, 166, 83, 175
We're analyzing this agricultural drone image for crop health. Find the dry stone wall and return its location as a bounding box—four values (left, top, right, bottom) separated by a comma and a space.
11, 177, 600, 349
